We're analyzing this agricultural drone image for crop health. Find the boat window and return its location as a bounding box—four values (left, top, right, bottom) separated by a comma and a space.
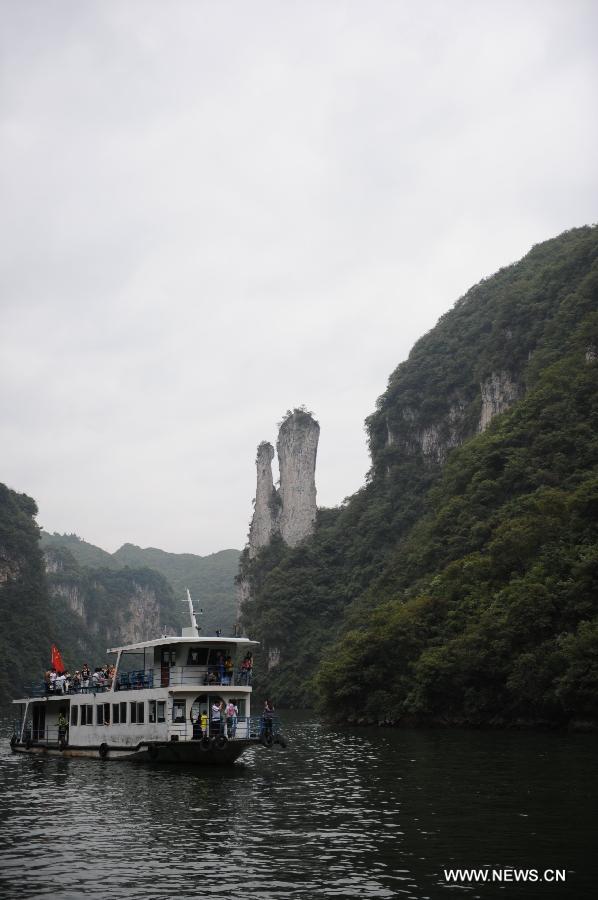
187, 647, 209, 666
157, 701, 166, 723
112, 703, 120, 724
104, 703, 110, 725
70, 706, 78, 727
119, 702, 127, 723
172, 700, 186, 723
160, 648, 176, 666
97, 705, 104, 726
148, 700, 156, 723
81, 705, 93, 725
129, 701, 144, 724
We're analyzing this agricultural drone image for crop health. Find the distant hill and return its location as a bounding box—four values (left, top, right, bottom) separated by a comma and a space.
40, 533, 240, 633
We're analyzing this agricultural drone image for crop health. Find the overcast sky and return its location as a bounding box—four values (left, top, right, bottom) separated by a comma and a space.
1, 0, 597, 556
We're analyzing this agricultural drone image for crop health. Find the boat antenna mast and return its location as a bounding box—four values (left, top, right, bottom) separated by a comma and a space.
185, 588, 202, 637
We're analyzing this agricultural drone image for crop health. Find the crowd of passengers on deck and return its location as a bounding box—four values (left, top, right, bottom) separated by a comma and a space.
42, 651, 254, 695
190, 698, 274, 741
203, 651, 253, 686
44, 663, 115, 694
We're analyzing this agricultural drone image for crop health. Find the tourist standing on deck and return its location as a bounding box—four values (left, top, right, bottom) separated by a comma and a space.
211, 700, 223, 736
262, 699, 274, 738
226, 701, 238, 737
241, 652, 253, 685
57, 711, 68, 742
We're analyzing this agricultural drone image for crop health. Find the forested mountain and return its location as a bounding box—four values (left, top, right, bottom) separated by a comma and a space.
0, 486, 50, 702
0, 510, 238, 705
40, 533, 239, 634
240, 225, 598, 727
0, 495, 187, 704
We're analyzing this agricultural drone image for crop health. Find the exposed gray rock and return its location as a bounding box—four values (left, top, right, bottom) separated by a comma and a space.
277, 411, 319, 547
268, 647, 281, 670
0, 546, 20, 583
51, 583, 85, 618
386, 401, 466, 463
479, 371, 522, 431
238, 410, 319, 620
245, 410, 319, 557
113, 582, 164, 645
43, 550, 63, 574
586, 345, 597, 364
247, 441, 280, 559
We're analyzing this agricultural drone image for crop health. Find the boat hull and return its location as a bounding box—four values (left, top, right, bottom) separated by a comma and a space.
10, 737, 266, 765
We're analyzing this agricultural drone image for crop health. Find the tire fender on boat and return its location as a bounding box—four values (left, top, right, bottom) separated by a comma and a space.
214, 735, 228, 751
99, 742, 109, 759
274, 735, 288, 749
199, 736, 212, 752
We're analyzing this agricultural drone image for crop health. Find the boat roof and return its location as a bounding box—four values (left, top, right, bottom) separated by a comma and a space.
107, 635, 259, 654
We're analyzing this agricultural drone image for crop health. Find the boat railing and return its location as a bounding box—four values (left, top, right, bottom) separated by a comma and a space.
13, 724, 66, 746
115, 670, 154, 691
23, 683, 48, 698
113, 666, 253, 690
159, 665, 253, 688
27, 680, 115, 697
171, 715, 281, 742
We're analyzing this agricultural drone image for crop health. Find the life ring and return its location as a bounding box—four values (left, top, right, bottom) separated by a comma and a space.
214, 735, 228, 751
148, 744, 159, 761
199, 736, 212, 752
99, 742, 109, 759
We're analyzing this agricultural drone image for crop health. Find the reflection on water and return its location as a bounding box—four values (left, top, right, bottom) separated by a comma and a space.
0, 711, 596, 899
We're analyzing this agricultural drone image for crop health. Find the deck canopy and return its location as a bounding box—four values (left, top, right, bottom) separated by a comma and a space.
107, 635, 259, 654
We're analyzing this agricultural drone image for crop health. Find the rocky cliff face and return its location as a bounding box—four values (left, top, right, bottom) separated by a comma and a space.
43, 547, 179, 654
385, 400, 469, 464
0, 549, 20, 584
382, 369, 523, 465
479, 371, 522, 432
112, 582, 169, 645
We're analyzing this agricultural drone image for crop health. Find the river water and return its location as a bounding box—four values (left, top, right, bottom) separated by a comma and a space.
0, 711, 595, 899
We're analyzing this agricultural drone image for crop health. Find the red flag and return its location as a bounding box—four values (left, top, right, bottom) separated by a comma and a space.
51, 644, 65, 674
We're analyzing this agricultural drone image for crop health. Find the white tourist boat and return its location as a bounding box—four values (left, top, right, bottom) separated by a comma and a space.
11, 593, 284, 765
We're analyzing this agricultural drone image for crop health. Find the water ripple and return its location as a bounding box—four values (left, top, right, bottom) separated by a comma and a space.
1, 712, 597, 899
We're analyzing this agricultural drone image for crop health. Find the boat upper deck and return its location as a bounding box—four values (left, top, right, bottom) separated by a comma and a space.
107, 635, 259, 653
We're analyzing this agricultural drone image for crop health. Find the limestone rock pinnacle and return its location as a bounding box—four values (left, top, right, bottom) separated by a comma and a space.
246, 409, 319, 558
247, 441, 280, 559
277, 410, 319, 547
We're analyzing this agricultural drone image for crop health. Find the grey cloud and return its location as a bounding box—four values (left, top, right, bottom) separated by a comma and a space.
1, 0, 597, 553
